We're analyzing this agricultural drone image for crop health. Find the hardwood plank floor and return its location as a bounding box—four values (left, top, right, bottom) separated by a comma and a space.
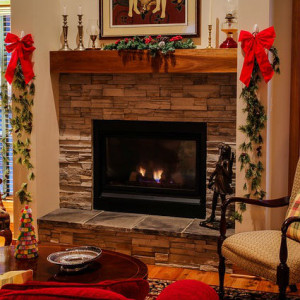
147, 264, 300, 296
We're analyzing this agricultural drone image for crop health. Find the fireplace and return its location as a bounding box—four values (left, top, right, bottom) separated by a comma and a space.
93, 120, 207, 218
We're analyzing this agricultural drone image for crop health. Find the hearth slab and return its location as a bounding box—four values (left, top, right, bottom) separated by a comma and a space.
183, 219, 235, 238
85, 211, 146, 230
38, 208, 235, 271
38, 208, 234, 239
38, 208, 102, 225
133, 215, 194, 237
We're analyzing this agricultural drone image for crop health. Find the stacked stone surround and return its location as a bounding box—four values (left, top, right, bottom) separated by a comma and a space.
59, 73, 237, 216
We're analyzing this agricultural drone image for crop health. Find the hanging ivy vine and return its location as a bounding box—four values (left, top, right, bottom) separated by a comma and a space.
234, 46, 280, 222
1, 62, 35, 204
0, 71, 10, 199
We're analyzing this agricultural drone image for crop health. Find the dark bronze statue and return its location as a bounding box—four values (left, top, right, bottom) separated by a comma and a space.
200, 143, 235, 229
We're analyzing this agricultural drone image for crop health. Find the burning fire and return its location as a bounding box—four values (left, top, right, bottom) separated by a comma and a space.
139, 167, 146, 177
153, 169, 163, 183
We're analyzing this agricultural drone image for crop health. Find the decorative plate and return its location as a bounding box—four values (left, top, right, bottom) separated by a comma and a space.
47, 246, 102, 272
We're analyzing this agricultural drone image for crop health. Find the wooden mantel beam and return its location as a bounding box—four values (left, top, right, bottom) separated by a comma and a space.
50, 49, 237, 74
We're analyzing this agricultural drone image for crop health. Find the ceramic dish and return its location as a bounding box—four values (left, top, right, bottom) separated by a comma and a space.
47, 246, 102, 272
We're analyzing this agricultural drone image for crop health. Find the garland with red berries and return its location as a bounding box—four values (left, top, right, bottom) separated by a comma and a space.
104, 35, 196, 57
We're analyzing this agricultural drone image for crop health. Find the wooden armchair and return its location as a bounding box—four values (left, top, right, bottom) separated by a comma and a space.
218, 161, 300, 300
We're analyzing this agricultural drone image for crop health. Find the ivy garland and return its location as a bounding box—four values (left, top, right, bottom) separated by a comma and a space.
0, 73, 10, 198
1, 62, 35, 204
104, 35, 196, 57
233, 46, 280, 222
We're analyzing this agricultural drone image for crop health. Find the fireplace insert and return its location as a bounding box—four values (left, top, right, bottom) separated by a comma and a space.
93, 120, 207, 218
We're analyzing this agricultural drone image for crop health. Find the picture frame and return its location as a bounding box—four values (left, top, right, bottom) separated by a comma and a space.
100, 0, 200, 39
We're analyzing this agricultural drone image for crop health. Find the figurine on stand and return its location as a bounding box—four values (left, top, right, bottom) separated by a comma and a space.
200, 143, 235, 230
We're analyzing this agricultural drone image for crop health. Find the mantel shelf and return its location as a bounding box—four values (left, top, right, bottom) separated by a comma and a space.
50, 49, 237, 74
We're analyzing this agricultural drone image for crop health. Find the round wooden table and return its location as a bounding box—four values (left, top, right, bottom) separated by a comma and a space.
0, 245, 148, 283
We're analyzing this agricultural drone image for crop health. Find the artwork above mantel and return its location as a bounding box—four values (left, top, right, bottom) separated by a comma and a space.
50, 49, 237, 74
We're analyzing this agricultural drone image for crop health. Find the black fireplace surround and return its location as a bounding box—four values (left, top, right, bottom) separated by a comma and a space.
93, 120, 207, 218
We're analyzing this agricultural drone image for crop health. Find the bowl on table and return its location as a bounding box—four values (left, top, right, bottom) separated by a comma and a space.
47, 246, 102, 272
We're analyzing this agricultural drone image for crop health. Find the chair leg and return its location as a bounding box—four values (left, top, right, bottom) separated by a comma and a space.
277, 263, 289, 300
290, 284, 298, 293
218, 255, 225, 299
278, 283, 287, 300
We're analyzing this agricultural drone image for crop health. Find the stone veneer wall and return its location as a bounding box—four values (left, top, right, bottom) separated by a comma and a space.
59, 73, 237, 217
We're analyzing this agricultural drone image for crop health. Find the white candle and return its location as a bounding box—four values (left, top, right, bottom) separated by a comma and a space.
91, 25, 96, 35
20, 31, 25, 38
63, 6, 67, 15
208, 0, 212, 25
78, 6, 82, 15
253, 24, 259, 33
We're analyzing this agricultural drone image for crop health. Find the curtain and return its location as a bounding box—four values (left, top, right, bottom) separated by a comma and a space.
0, 3, 13, 197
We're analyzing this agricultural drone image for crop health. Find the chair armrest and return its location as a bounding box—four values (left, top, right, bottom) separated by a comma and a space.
281, 216, 300, 234
219, 196, 289, 238
223, 196, 290, 212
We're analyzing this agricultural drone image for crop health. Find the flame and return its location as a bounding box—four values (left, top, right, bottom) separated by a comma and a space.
139, 167, 146, 177
153, 169, 163, 183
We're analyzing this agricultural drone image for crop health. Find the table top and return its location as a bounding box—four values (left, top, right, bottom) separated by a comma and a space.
0, 245, 148, 283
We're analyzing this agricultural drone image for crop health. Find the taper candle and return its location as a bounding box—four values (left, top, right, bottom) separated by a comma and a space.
78, 5, 82, 15
20, 30, 25, 38
253, 24, 259, 33
208, 0, 212, 25
63, 6, 67, 15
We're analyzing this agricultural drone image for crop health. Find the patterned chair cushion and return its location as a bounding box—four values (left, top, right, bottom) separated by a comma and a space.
222, 230, 300, 284
289, 160, 300, 211
286, 193, 300, 242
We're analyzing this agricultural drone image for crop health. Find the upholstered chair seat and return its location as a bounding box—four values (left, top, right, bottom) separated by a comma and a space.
222, 230, 300, 284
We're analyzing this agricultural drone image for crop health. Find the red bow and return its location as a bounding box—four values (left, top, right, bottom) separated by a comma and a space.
5, 33, 36, 85
239, 26, 276, 87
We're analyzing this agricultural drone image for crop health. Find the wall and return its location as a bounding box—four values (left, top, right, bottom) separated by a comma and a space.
235, 0, 292, 232
11, 0, 61, 235
10, 0, 233, 231
60, 0, 229, 49
10, 0, 292, 233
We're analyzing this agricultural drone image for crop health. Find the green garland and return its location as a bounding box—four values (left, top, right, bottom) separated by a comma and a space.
235, 47, 280, 222
104, 35, 196, 57
1, 62, 35, 204
0, 72, 10, 198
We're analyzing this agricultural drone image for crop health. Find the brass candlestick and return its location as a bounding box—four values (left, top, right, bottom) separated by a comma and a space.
60, 15, 72, 51
207, 24, 213, 49
75, 14, 85, 51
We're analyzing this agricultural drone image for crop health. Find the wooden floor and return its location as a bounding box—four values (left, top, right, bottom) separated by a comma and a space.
148, 264, 300, 296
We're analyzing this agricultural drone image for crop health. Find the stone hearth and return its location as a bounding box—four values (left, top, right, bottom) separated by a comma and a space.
38, 208, 234, 271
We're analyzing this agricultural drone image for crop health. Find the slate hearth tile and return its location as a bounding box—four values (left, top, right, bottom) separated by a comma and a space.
38, 208, 102, 225
182, 219, 235, 239
85, 211, 146, 230
133, 215, 193, 236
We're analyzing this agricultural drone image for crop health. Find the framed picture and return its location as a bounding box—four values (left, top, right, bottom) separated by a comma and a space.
100, 0, 200, 39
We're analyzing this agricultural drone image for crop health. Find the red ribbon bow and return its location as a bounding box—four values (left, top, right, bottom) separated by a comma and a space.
5, 33, 36, 85
239, 26, 276, 87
